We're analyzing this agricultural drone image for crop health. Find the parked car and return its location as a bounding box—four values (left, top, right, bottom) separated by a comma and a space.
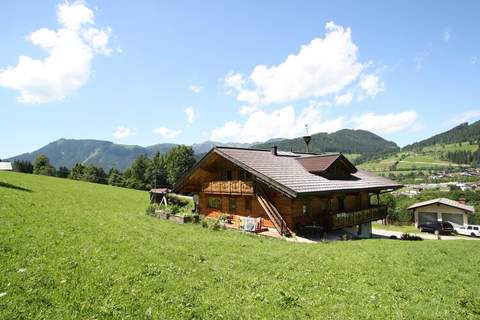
418, 221, 454, 234
455, 224, 480, 237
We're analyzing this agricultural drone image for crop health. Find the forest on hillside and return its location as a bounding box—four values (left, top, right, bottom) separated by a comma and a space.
11, 145, 196, 191
404, 121, 480, 151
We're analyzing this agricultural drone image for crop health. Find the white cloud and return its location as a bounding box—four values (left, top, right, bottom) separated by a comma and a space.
224, 72, 245, 92
335, 91, 353, 105
184, 106, 199, 124
113, 126, 134, 139
0, 1, 112, 104
443, 27, 451, 42
239, 105, 258, 115
211, 103, 344, 143
443, 110, 480, 126
153, 126, 182, 139
357, 74, 384, 100
353, 111, 418, 134
471, 56, 478, 65
224, 22, 370, 105
189, 84, 202, 93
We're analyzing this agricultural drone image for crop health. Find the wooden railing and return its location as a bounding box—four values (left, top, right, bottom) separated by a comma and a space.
255, 183, 291, 237
330, 205, 387, 229
202, 180, 254, 195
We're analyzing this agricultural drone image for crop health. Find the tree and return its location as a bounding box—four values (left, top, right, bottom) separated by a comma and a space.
69, 163, 85, 180
56, 166, 70, 178
124, 154, 151, 190
82, 165, 107, 184
108, 168, 124, 187
165, 145, 196, 187
146, 152, 167, 188
12, 160, 33, 173
33, 155, 55, 176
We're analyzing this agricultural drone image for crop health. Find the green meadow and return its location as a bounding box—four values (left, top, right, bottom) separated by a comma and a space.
1, 171, 480, 319
359, 142, 480, 173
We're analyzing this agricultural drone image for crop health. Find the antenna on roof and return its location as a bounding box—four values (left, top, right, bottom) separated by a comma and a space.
303, 124, 311, 153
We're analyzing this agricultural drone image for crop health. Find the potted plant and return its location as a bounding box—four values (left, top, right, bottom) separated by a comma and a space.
155, 204, 170, 220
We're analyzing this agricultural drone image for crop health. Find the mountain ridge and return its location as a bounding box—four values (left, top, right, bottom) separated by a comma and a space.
9, 129, 400, 171
404, 120, 480, 150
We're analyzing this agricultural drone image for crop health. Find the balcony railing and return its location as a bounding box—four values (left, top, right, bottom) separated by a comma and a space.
330, 205, 387, 229
202, 180, 254, 195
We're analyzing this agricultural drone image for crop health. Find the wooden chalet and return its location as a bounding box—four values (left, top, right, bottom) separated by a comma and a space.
173, 146, 402, 237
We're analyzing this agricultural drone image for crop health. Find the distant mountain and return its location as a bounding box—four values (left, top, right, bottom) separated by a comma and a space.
252, 129, 399, 155
404, 121, 480, 150
191, 141, 254, 154
9, 129, 399, 171
9, 139, 176, 171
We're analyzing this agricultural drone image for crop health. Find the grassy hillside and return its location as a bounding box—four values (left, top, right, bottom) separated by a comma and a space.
1, 172, 480, 319
359, 142, 479, 174
404, 121, 480, 150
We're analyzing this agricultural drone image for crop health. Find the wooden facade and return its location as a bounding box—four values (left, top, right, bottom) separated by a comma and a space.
175, 149, 392, 235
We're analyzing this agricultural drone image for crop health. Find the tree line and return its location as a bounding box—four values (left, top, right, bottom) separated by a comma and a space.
12, 145, 196, 191
443, 149, 480, 166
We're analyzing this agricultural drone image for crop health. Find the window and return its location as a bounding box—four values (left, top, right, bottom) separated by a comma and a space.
222, 170, 233, 181
474, 227, 479, 231
467, 226, 473, 230
302, 204, 309, 215
207, 197, 221, 209
245, 197, 252, 210
229, 198, 237, 213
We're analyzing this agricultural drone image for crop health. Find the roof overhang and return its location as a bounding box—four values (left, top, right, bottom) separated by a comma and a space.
173, 147, 298, 198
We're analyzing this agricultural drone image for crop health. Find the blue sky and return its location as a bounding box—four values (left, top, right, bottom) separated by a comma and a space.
1, 0, 480, 159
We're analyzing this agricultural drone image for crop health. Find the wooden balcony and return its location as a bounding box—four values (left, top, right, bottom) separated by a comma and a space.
330, 205, 387, 229
202, 180, 254, 195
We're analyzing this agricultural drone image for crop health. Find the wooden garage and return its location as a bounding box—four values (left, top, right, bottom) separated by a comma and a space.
408, 198, 474, 227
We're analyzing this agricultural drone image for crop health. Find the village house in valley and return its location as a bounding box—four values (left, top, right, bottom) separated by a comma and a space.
174, 146, 402, 237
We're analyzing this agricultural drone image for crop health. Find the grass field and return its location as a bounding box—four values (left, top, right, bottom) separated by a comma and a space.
1, 172, 480, 319
359, 142, 479, 174
359, 150, 460, 172
372, 223, 419, 234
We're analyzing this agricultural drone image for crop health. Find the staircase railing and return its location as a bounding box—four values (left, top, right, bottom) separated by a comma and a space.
255, 183, 292, 237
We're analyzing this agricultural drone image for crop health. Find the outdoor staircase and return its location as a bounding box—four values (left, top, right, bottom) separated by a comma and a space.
255, 184, 292, 237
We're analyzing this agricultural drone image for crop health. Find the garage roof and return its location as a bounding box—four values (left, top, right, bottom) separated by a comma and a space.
407, 198, 475, 213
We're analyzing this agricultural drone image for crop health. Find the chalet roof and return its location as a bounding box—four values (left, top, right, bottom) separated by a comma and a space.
295, 153, 357, 174
407, 198, 475, 213
0, 162, 12, 171
174, 146, 402, 197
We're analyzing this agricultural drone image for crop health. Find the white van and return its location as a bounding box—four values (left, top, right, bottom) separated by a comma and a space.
455, 225, 480, 237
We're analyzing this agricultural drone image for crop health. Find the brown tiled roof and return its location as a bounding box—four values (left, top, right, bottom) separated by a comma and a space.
296, 154, 357, 174
407, 198, 475, 213
211, 147, 402, 197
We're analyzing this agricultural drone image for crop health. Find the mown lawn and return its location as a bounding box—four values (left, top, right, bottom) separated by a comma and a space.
1, 172, 480, 319
372, 223, 419, 234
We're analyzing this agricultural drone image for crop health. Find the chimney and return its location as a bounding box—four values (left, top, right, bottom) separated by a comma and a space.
458, 198, 466, 204
303, 136, 311, 153
303, 124, 311, 153
271, 145, 278, 156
